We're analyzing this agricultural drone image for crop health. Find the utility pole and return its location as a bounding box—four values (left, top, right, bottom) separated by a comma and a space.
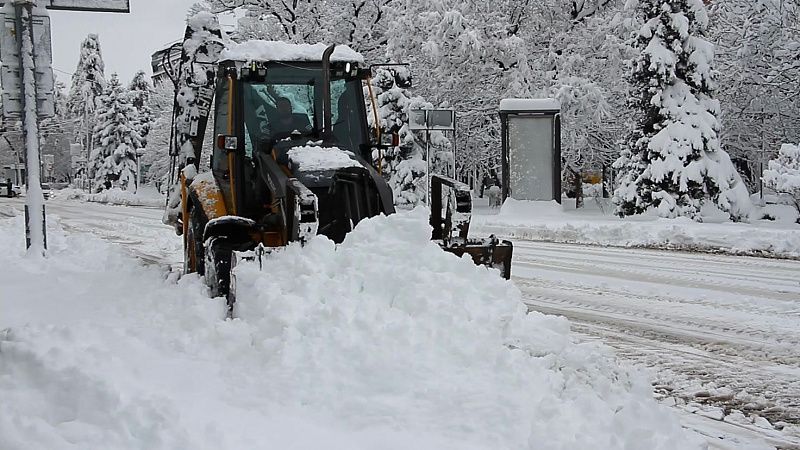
14, 0, 46, 255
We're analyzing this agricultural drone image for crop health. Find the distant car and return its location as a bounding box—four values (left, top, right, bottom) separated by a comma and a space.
1, 182, 20, 197
40, 183, 52, 200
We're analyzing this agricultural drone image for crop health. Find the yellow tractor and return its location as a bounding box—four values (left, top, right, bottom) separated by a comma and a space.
158, 17, 512, 311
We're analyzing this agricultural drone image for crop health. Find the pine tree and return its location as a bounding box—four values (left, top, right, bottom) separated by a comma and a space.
90, 74, 143, 192
613, 0, 751, 221
67, 34, 106, 158
128, 70, 154, 148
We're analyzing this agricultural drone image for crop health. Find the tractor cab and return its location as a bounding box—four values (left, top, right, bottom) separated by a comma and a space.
206, 43, 394, 245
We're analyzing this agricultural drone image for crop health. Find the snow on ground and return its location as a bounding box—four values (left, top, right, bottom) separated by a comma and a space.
54, 186, 166, 208
473, 197, 800, 258
509, 240, 800, 448
0, 207, 704, 449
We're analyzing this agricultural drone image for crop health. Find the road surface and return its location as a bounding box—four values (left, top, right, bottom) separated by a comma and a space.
511, 240, 800, 449
4, 196, 800, 448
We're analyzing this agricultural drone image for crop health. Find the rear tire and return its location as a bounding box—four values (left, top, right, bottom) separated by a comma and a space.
204, 236, 233, 301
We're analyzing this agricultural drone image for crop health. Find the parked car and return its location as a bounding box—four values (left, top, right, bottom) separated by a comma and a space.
40, 183, 52, 200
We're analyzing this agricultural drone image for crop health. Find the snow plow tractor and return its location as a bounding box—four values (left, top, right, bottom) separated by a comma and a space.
160, 17, 512, 309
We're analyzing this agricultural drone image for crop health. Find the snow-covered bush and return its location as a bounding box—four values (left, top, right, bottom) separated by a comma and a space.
613, 0, 751, 222
763, 143, 800, 220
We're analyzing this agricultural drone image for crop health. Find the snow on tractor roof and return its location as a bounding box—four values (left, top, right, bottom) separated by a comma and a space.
499, 98, 561, 112
220, 40, 365, 64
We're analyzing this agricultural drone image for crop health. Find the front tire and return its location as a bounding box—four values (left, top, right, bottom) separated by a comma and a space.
204, 236, 233, 301
184, 206, 206, 275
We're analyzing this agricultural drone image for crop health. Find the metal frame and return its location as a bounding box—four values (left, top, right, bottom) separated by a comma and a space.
499, 109, 561, 203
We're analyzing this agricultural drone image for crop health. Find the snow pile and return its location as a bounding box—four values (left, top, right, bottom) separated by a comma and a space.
476, 198, 800, 257
763, 143, 800, 216
54, 186, 165, 207
499, 98, 561, 111
232, 208, 702, 449
221, 40, 364, 63
288, 145, 360, 172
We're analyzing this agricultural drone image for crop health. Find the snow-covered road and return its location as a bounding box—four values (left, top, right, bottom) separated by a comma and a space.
1, 196, 182, 268
511, 241, 800, 447
5, 196, 800, 448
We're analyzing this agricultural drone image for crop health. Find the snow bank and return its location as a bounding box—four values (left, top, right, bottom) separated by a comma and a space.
232, 208, 702, 449
221, 40, 364, 63
476, 198, 800, 258
287, 145, 360, 172
0, 209, 703, 449
499, 98, 561, 111
54, 186, 165, 207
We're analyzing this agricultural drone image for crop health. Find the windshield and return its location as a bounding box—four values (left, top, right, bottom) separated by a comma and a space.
241, 63, 367, 158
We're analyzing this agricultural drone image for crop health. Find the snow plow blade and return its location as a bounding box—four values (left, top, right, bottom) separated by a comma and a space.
439, 238, 513, 279
429, 174, 513, 279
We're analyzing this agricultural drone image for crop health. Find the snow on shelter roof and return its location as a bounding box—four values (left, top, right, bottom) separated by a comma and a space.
220, 40, 365, 64
499, 98, 561, 112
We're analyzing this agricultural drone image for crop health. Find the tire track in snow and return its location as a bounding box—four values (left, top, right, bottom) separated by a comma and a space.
511, 241, 800, 430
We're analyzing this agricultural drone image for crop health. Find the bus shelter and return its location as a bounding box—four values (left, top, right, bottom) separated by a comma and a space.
499, 98, 561, 203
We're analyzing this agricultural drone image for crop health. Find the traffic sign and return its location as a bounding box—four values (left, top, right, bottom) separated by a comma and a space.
0, 1, 130, 13
0, 6, 55, 119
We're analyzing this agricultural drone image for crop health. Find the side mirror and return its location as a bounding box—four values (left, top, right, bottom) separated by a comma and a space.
216, 134, 238, 151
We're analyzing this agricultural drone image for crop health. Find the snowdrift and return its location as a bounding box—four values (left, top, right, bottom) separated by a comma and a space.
233, 208, 702, 449
0, 209, 701, 449
55, 187, 165, 207
476, 198, 800, 258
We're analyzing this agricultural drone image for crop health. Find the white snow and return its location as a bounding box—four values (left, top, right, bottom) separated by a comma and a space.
474, 198, 800, 257
221, 40, 365, 63
54, 186, 165, 207
0, 206, 704, 450
232, 208, 702, 449
287, 145, 360, 172
499, 98, 561, 112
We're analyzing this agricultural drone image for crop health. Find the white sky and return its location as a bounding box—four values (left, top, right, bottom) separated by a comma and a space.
50, 0, 225, 86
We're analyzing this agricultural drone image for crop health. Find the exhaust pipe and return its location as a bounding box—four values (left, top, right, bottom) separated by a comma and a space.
321, 44, 336, 139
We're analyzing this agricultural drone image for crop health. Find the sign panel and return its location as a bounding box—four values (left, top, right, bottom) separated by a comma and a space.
426, 110, 454, 130
0, 1, 130, 12
0, 8, 55, 119
408, 109, 456, 131
408, 109, 426, 131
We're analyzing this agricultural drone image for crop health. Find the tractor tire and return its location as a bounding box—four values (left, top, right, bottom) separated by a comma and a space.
204, 236, 233, 301
184, 205, 206, 275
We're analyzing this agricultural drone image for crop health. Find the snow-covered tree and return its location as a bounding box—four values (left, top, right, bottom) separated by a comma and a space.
140, 80, 175, 190
67, 34, 106, 157
368, 67, 452, 208
763, 143, 800, 219
613, 0, 751, 221
709, 0, 800, 187
90, 73, 143, 192
128, 70, 154, 148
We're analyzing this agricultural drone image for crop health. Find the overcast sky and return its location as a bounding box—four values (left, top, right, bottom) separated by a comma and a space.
50, 0, 214, 87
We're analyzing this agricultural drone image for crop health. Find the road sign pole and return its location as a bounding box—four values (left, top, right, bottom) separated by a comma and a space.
15, 0, 46, 254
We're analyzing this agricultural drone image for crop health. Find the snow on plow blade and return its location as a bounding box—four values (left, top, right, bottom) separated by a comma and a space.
429, 174, 513, 279
439, 237, 513, 279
